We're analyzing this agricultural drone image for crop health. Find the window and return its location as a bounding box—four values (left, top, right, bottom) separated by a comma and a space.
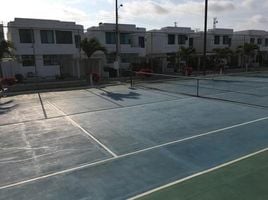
228, 38, 232, 46
75, 35, 81, 48
250, 38, 255, 44
19, 29, 34, 43
257, 38, 262, 45
223, 36, 229, 45
40, 30, 54, 44
189, 38, 194, 47
214, 35, 220, 45
43, 55, 59, 65
265, 38, 268, 47
168, 34, 175, 45
55, 31, 73, 44
21, 55, 35, 66
139, 36, 145, 48
106, 32, 116, 44
178, 35, 187, 45
120, 33, 131, 44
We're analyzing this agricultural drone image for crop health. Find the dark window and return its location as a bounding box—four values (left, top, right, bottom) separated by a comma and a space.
43, 55, 59, 65
178, 35, 187, 45
189, 38, 194, 47
214, 35, 220, 45
228, 38, 232, 46
139, 36, 145, 48
168, 34, 175, 45
223, 35, 229, 45
19, 29, 34, 43
106, 32, 116, 44
40, 30, 54, 44
55, 31, 73, 44
250, 38, 255, 44
21, 55, 35, 66
257, 38, 262, 45
265, 38, 268, 47
120, 33, 131, 44
75, 35, 81, 48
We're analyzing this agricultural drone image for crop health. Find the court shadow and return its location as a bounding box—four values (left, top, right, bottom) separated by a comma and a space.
0, 100, 14, 106
100, 90, 141, 101
0, 104, 18, 114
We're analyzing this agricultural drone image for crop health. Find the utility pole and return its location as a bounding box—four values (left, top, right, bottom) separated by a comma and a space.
115, 0, 120, 77
203, 0, 208, 75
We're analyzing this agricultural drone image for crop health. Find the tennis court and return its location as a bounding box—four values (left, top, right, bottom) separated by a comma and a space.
0, 71, 268, 199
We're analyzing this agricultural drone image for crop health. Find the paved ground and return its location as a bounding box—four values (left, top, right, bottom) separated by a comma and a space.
136, 150, 268, 200
0, 74, 268, 200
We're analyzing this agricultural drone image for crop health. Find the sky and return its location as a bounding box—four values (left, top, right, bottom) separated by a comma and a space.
1, 0, 268, 31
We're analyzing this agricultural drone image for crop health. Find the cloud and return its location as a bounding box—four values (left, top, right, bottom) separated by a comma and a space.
209, 1, 235, 12
0, 0, 90, 27
250, 15, 268, 24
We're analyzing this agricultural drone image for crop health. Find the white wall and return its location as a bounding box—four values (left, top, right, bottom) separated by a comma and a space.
7, 18, 83, 78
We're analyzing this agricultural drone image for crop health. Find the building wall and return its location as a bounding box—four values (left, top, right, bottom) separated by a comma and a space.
85, 23, 146, 69
194, 28, 234, 53
6, 18, 83, 78
146, 27, 195, 55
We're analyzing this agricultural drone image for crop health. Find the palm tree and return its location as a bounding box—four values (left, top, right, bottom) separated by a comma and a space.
178, 47, 196, 64
236, 43, 259, 70
0, 40, 13, 60
80, 38, 107, 84
0, 40, 13, 77
80, 38, 107, 58
213, 47, 233, 72
177, 47, 196, 72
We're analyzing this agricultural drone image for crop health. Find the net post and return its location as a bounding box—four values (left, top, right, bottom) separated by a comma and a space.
196, 79, 200, 97
130, 70, 133, 88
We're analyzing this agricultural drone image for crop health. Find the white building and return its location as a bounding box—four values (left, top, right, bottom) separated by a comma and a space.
85, 23, 146, 71
4, 18, 83, 79
146, 26, 195, 72
232, 30, 268, 51
194, 28, 233, 53
232, 30, 268, 67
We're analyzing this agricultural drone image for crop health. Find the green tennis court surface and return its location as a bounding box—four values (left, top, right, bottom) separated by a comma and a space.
0, 72, 268, 199
135, 150, 268, 200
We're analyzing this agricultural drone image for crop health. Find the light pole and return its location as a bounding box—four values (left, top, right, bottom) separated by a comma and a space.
115, 0, 123, 77
203, 0, 208, 75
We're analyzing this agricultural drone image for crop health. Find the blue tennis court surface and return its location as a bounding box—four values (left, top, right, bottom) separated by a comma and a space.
0, 73, 268, 199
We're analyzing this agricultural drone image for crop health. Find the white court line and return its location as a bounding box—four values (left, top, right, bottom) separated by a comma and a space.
46, 101, 118, 158
128, 147, 268, 200
0, 116, 268, 190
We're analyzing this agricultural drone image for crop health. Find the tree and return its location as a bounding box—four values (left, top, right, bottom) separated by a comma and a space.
213, 47, 233, 60
0, 40, 14, 77
178, 46, 196, 65
236, 43, 259, 70
80, 38, 107, 58
0, 40, 13, 60
213, 47, 233, 70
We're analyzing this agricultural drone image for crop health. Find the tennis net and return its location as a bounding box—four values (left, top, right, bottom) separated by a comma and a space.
130, 71, 268, 108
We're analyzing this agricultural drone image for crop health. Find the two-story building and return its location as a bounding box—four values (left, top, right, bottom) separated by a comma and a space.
84, 23, 146, 73
194, 28, 233, 53
146, 26, 195, 72
5, 18, 83, 79
232, 30, 268, 67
